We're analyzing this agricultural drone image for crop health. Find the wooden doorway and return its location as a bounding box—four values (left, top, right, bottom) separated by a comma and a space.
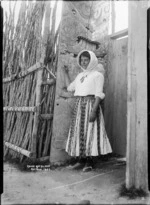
104, 35, 128, 157
147, 7, 150, 190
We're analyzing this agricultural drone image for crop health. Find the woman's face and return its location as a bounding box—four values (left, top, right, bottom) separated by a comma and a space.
80, 56, 90, 69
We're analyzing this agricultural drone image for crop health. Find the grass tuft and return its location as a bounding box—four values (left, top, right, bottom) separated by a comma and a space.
119, 183, 148, 199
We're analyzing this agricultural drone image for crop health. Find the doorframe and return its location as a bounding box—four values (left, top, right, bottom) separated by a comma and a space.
147, 7, 150, 190
126, 1, 148, 191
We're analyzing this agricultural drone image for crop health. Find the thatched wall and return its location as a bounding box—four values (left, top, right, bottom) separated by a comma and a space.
3, 1, 59, 161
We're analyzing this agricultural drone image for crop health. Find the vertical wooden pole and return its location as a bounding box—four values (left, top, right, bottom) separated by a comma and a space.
31, 70, 43, 158
31, 1, 51, 158
111, 0, 115, 34
41, 1, 51, 61
126, 1, 148, 191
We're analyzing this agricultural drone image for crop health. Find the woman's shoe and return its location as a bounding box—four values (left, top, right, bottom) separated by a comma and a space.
67, 162, 85, 170
82, 158, 94, 172
82, 164, 93, 172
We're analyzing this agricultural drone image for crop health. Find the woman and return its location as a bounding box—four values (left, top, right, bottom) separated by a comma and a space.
64, 50, 112, 172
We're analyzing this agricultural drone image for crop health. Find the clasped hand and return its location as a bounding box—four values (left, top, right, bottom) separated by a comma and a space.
89, 110, 97, 122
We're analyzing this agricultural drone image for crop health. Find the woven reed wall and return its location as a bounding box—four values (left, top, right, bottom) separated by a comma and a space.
3, 1, 59, 161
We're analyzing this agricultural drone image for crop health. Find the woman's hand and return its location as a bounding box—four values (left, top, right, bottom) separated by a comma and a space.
89, 97, 101, 122
59, 87, 74, 98
89, 110, 97, 122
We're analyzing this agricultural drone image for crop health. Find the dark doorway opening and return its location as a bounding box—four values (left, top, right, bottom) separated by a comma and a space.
147, 7, 150, 191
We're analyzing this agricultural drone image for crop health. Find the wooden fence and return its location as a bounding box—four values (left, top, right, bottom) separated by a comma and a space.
3, 1, 59, 161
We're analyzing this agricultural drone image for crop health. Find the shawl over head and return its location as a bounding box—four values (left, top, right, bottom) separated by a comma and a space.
77, 49, 105, 75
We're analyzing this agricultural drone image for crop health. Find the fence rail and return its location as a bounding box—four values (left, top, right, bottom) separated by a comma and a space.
3, 106, 37, 112
5, 141, 33, 158
3, 1, 59, 161
3, 62, 44, 83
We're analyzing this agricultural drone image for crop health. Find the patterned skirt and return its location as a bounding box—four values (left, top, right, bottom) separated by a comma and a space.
65, 96, 112, 157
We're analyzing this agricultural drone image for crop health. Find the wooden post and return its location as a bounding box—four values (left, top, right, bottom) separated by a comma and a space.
3, 106, 36, 112
31, 1, 51, 158
126, 1, 148, 191
5, 142, 33, 158
31, 70, 43, 158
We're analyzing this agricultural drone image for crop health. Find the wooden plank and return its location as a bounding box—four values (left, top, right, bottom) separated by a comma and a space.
3, 74, 17, 83
3, 61, 43, 83
126, 1, 148, 191
110, 29, 128, 39
105, 37, 127, 156
31, 70, 43, 158
5, 141, 33, 158
104, 40, 114, 149
3, 106, 36, 112
113, 38, 127, 156
125, 2, 136, 186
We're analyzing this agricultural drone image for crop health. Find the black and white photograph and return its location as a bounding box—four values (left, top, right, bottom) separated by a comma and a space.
1, 0, 150, 204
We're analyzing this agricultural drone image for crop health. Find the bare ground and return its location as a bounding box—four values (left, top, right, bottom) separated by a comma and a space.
2, 159, 150, 205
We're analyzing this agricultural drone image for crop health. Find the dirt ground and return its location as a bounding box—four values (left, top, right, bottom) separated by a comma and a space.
1, 158, 150, 205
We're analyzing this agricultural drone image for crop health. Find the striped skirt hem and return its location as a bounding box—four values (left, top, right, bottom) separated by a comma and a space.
65, 96, 112, 157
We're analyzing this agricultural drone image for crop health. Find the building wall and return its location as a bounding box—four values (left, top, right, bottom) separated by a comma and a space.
92, 1, 128, 156
90, 1, 110, 106
50, 1, 111, 164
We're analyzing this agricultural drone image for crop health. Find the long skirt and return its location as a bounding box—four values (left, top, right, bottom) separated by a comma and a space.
65, 96, 112, 157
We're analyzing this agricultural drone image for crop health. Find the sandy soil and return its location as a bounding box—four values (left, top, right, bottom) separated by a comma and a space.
2, 161, 150, 205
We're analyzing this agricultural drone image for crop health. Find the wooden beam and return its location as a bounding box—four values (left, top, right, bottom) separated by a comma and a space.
3, 106, 36, 112
126, 1, 148, 191
31, 70, 43, 158
110, 29, 128, 40
3, 61, 43, 83
5, 142, 33, 158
